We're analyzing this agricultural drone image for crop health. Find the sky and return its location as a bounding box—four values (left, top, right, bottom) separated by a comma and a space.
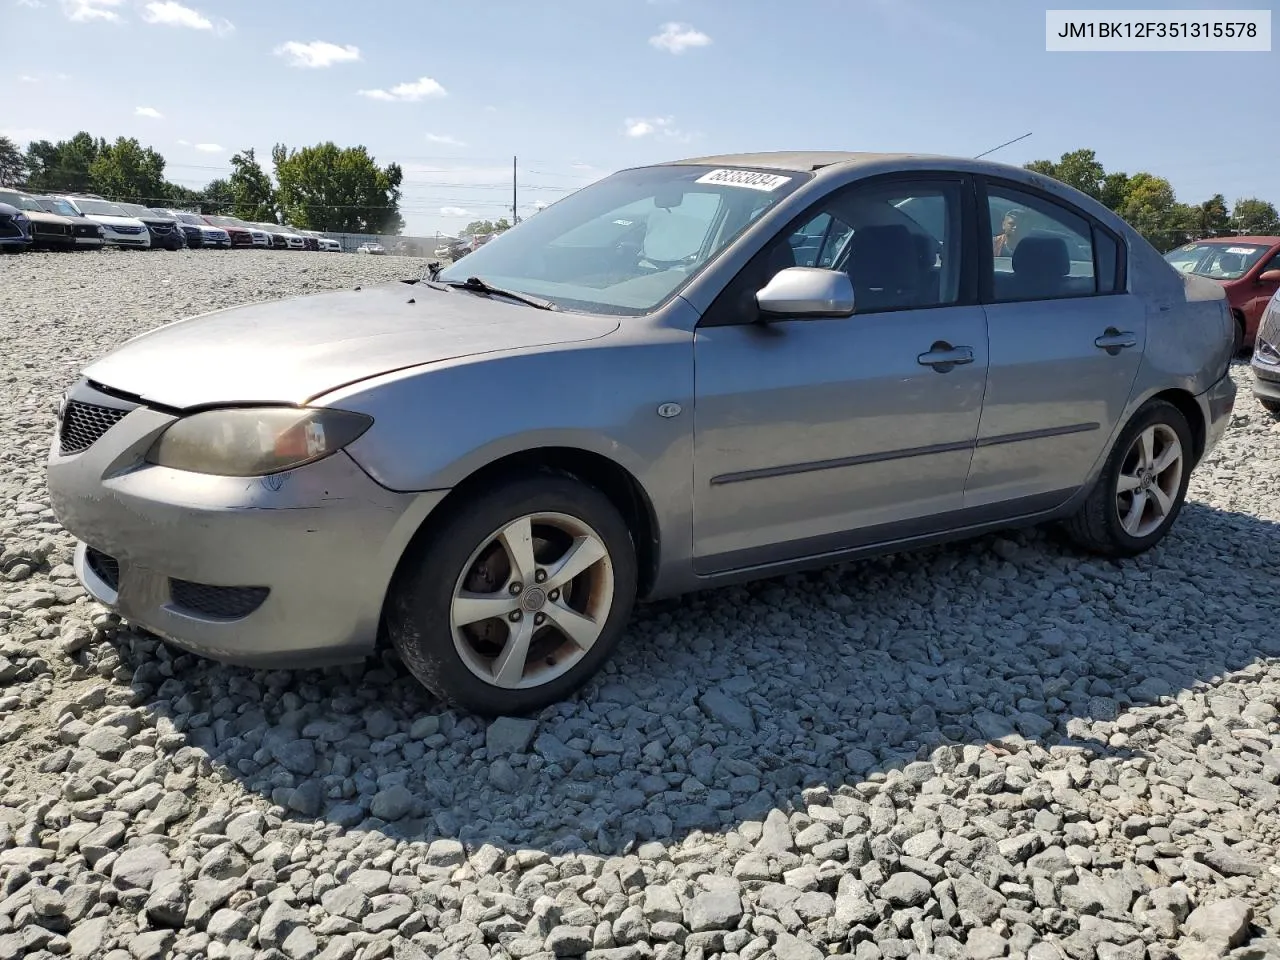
4, 0, 1276, 238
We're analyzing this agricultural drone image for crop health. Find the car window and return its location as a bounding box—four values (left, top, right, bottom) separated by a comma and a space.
987, 185, 1099, 302
1261, 251, 1280, 275
703, 178, 965, 324
1164, 242, 1269, 280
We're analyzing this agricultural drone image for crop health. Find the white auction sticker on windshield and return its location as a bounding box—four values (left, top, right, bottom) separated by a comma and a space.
1225, 246, 1256, 255
694, 169, 792, 191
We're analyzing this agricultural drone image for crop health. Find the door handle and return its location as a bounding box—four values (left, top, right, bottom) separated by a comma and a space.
917, 342, 974, 372
1094, 327, 1137, 355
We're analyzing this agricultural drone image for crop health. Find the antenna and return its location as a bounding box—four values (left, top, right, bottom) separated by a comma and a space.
973, 132, 1033, 160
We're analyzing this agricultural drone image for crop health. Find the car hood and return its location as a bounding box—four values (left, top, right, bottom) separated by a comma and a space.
24, 210, 73, 225
86, 215, 146, 228
82, 280, 621, 409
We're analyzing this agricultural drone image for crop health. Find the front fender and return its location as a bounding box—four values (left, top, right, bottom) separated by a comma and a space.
314, 333, 696, 538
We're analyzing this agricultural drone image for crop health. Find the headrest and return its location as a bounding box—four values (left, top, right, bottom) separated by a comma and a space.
1012, 234, 1069, 279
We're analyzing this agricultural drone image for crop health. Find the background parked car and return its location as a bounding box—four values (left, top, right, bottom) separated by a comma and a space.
252, 222, 290, 249
1164, 237, 1280, 351
296, 230, 320, 252
318, 237, 342, 252
161, 211, 230, 248
0, 187, 76, 250
201, 215, 254, 248
56, 196, 151, 248
0, 202, 32, 252
32, 196, 105, 249
1251, 288, 1280, 415
356, 242, 385, 254
115, 203, 185, 251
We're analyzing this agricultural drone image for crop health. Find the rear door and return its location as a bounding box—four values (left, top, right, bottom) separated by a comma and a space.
964, 178, 1145, 509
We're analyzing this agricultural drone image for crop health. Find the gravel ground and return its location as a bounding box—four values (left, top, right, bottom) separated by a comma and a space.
1, 248, 1279, 960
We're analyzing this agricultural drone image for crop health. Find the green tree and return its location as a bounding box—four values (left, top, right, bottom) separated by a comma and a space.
0, 136, 26, 186
1194, 194, 1231, 237
463, 218, 511, 235
199, 178, 234, 214
161, 182, 204, 209
1232, 198, 1280, 235
87, 137, 167, 203
271, 141, 403, 233
1117, 172, 1182, 251
23, 132, 105, 194
1025, 149, 1106, 201
229, 148, 276, 222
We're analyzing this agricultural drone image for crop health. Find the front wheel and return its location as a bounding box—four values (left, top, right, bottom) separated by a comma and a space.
387, 473, 638, 716
1260, 397, 1280, 417
1060, 399, 1193, 558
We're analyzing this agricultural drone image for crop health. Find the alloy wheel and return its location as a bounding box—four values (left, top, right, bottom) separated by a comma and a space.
1115, 423, 1184, 538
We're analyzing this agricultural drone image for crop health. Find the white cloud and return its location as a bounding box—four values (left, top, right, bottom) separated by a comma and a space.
20, 75, 38, 83
61, 0, 124, 22
195, 143, 223, 152
439, 206, 471, 217
176, 139, 190, 145
141, 1, 211, 29
273, 40, 361, 69
425, 133, 465, 147
135, 106, 164, 119
623, 116, 697, 143
17, 0, 45, 8
359, 76, 446, 102
649, 22, 711, 54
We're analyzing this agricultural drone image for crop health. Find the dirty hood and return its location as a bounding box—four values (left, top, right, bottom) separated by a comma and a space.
83, 281, 620, 409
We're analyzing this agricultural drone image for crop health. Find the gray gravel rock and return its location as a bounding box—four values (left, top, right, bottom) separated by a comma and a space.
2, 257, 1279, 960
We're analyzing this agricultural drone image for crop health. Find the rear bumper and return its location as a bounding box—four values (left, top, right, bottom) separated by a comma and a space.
1196, 368, 1237, 460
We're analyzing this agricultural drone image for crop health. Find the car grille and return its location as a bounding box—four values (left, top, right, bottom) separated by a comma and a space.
59, 400, 128, 455
0, 218, 22, 239
86, 547, 120, 592
147, 223, 174, 234
34, 222, 72, 237
110, 224, 145, 235
169, 579, 269, 620
72, 224, 100, 238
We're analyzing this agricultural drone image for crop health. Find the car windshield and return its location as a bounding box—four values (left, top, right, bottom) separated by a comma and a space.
118, 203, 152, 217
0, 190, 45, 212
38, 197, 80, 217
1164, 242, 1270, 280
436, 164, 812, 315
74, 198, 132, 217
174, 213, 202, 225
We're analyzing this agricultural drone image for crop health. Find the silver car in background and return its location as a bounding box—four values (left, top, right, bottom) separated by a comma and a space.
1252, 287, 1280, 415
46, 151, 1236, 715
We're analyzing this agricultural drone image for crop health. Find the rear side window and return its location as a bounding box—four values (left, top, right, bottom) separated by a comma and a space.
987, 185, 1101, 302
1094, 227, 1119, 293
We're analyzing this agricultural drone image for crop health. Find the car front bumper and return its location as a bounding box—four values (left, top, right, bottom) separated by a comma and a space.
1252, 362, 1280, 403
102, 230, 150, 248
47, 390, 445, 667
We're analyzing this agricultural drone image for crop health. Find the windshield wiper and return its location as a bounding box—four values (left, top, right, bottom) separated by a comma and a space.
440, 275, 558, 311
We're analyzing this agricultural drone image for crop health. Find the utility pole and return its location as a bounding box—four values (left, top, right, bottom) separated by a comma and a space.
512, 155, 518, 226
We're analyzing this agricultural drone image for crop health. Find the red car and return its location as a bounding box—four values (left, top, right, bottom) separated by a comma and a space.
201, 215, 255, 248
1164, 236, 1280, 351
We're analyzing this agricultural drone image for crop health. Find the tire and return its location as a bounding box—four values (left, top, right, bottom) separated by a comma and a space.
387, 472, 638, 716
1060, 399, 1193, 558
1260, 397, 1280, 417
1232, 316, 1246, 357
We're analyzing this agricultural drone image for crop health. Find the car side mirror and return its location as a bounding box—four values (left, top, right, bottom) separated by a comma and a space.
1258, 269, 1280, 284
755, 266, 855, 319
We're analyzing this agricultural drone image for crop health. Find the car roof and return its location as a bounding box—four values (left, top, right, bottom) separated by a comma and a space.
667, 150, 940, 173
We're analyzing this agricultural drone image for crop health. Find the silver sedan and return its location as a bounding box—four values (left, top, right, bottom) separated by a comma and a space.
46, 151, 1237, 715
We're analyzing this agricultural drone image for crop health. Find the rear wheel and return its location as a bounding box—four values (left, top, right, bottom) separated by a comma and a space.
1061, 399, 1192, 557
387, 473, 637, 716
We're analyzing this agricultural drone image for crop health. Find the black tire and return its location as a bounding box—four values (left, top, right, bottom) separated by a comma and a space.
1060, 399, 1193, 558
387, 472, 638, 716
1232, 316, 1246, 357
1260, 397, 1280, 417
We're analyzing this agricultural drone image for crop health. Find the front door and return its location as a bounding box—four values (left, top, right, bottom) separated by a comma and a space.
691, 175, 989, 573
964, 179, 1147, 509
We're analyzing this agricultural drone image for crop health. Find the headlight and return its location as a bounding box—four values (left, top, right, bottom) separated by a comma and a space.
1257, 337, 1280, 367
145, 407, 373, 476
